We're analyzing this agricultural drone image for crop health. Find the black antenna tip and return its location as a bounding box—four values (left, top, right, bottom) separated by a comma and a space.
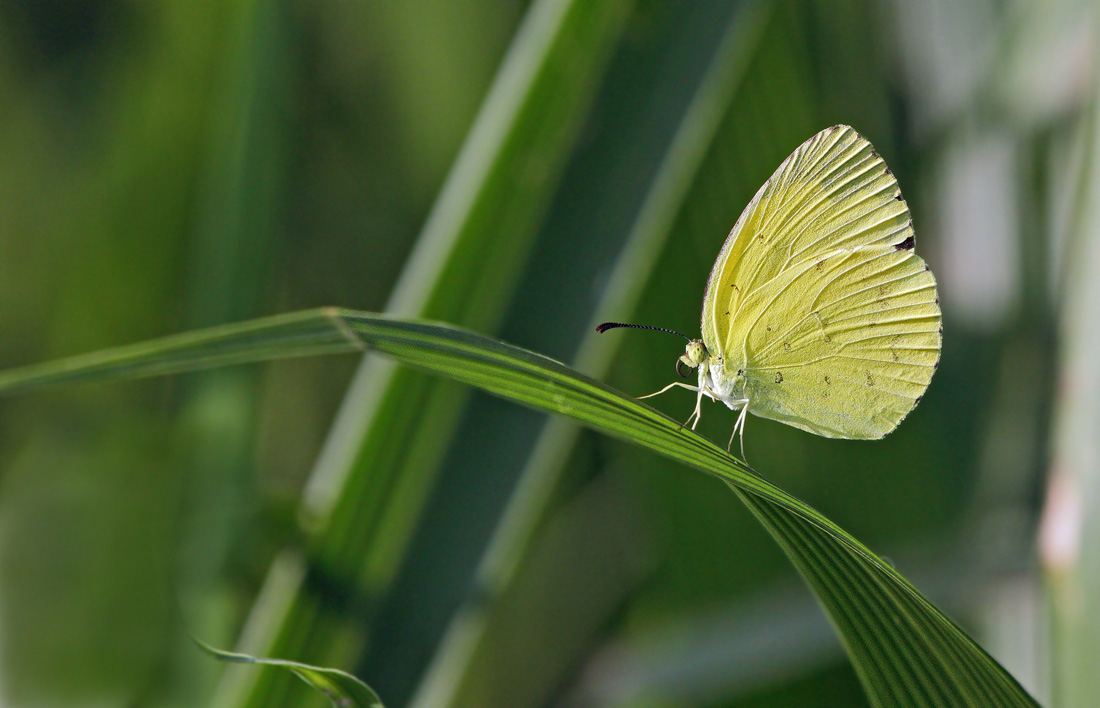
594, 322, 691, 341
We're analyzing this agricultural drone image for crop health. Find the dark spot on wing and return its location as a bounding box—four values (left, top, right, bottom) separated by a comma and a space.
766, 326, 771, 332
895, 234, 915, 251
884, 166, 891, 175
915, 395, 923, 404
774, 372, 784, 384
934, 298, 939, 305
824, 375, 831, 385
866, 371, 875, 387
737, 369, 743, 376
895, 192, 903, 201
783, 343, 791, 352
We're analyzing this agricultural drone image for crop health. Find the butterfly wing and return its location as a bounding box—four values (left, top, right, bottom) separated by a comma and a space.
738, 244, 940, 438
702, 125, 941, 438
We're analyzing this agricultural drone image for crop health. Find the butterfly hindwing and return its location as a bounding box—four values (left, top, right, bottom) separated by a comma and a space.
737, 244, 940, 438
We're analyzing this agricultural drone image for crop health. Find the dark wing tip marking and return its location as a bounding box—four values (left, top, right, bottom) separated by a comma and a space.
895, 234, 916, 251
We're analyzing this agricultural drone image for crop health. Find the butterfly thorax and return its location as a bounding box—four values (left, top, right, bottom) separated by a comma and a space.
705, 353, 747, 410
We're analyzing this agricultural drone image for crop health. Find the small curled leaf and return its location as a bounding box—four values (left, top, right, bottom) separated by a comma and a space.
193, 636, 383, 708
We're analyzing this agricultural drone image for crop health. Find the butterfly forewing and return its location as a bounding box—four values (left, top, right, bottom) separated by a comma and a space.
701, 125, 941, 439
702, 126, 912, 356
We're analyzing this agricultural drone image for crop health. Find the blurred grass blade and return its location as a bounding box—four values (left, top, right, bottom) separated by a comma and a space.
408, 3, 796, 704
194, 638, 382, 708
1041, 38, 1100, 707
0, 308, 1041, 706
215, 2, 632, 705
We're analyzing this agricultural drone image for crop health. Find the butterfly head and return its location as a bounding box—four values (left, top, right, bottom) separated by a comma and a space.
676, 339, 708, 378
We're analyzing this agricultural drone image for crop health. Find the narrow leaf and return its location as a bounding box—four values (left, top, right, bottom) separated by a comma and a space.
0, 309, 361, 395
194, 637, 383, 708
218, 2, 634, 705
0, 308, 1040, 707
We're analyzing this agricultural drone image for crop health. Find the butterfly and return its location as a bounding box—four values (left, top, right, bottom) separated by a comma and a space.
598, 125, 942, 457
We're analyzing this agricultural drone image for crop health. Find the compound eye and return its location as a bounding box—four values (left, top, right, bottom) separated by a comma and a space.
676, 358, 692, 378
685, 341, 707, 366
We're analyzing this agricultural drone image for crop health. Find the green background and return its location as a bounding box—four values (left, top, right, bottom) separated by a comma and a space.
0, 0, 1094, 706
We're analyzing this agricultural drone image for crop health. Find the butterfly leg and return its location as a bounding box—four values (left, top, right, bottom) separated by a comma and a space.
684, 382, 726, 430
727, 399, 750, 458
637, 381, 698, 400
638, 382, 702, 431
686, 385, 705, 430
637, 382, 719, 431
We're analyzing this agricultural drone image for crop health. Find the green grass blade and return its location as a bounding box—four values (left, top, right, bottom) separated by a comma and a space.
408, 3, 808, 702
0, 308, 1042, 706
214, 2, 633, 705
194, 638, 383, 708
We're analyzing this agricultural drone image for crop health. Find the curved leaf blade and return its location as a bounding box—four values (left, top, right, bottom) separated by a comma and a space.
0, 308, 1040, 707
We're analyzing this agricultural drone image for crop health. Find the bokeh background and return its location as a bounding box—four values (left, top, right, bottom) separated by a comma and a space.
0, 0, 1097, 706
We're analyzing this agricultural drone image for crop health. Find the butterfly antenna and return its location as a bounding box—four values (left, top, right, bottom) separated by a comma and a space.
595, 322, 691, 341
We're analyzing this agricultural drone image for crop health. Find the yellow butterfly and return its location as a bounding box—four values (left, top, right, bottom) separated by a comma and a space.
598, 125, 942, 456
